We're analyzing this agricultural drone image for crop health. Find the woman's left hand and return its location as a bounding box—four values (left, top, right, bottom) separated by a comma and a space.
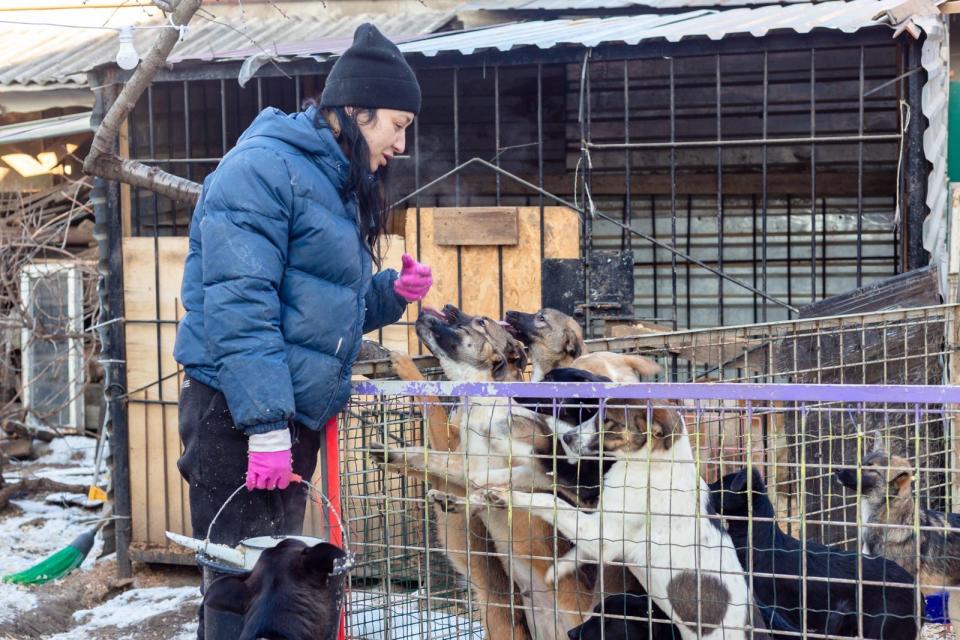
394, 253, 433, 302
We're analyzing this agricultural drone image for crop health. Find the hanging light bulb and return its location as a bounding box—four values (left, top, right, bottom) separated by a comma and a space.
116, 26, 139, 71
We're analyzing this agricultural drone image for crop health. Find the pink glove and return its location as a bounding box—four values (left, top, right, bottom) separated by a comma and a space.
393, 253, 433, 302
246, 450, 292, 491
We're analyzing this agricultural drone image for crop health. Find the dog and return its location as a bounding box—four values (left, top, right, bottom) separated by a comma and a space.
504, 308, 660, 382
711, 468, 918, 639
476, 388, 769, 639
372, 304, 595, 640
202, 538, 349, 640
567, 592, 681, 640
836, 446, 958, 629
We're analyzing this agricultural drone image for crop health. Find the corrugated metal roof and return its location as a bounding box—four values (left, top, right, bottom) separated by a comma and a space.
0, 111, 93, 145
177, 0, 907, 66
0, 6, 454, 87
398, 0, 905, 56
0, 0, 917, 87
458, 0, 813, 10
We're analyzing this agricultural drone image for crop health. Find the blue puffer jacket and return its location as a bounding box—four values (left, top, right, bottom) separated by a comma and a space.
173, 106, 407, 435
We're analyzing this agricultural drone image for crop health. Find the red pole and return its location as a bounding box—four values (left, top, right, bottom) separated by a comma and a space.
324, 416, 346, 640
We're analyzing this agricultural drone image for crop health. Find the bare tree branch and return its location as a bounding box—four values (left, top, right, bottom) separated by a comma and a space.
90, 154, 200, 205
84, 0, 204, 206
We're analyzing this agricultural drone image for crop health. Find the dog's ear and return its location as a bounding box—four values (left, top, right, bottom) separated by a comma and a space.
204, 574, 252, 615
728, 469, 749, 494
302, 542, 347, 577
744, 467, 766, 494
507, 338, 528, 372
491, 351, 508, 381
562, 327, 583, 359
870, 430, 884, 453
891, 470, 912, 494
647, 407, 678, 449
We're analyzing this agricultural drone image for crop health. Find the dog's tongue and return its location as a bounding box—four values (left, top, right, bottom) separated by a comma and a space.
422, 305, 446, 320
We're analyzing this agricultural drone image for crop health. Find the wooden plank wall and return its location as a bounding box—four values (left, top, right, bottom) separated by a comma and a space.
123, 237, 190, 548
404, 206, 580, 352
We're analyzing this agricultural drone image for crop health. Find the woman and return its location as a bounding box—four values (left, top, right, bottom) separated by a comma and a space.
174, 23, 432, 550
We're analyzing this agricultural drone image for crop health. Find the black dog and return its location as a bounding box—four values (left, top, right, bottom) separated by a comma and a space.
203, 538, 350, 640
567, 592, 681, 640
709, 469, 918, 639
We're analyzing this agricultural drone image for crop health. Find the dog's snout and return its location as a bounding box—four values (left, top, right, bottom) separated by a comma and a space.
562, 430, 577, 447
835, 468, 855, 486
567, 626, 582, 640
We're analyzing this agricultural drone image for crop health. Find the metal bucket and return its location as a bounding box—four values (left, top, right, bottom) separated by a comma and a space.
197, 551, 247, 640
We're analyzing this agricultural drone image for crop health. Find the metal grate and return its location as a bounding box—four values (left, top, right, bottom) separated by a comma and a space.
340, 381, 958, 640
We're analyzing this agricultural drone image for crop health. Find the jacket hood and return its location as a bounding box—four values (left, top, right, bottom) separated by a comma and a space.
238, 105, 350, 192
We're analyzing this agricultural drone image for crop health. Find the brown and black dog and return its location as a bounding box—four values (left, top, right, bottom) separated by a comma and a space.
836, 444, 960, 629
372, 305, 595, 640
504, 308, 660, 382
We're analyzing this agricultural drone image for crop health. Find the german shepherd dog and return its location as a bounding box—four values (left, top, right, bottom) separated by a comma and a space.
504, 308, 660, 383
476, 393, 770, 640
836, 444, 960, 629
371, 305, 595, 640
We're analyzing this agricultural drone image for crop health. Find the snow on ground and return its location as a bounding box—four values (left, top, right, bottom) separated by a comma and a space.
1, 498, 104, 575
48, 586, 201, 640
348, 589, 483, 640
3, 434, 100, 486
0, 435, 107, 627
0, 581, 38, 624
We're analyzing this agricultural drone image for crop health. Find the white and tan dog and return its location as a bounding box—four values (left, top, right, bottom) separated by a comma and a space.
477, 397, 769, 640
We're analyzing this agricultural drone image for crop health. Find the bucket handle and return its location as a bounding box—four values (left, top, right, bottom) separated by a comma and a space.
202, 474, 355, 575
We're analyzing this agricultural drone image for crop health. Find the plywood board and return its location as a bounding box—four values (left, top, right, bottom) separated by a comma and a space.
364, 235, 409, 354
123, 237, 190, 546
433, 207, 519, 246
404, 207, 580, 354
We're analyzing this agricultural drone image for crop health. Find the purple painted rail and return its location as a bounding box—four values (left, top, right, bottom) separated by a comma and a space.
351, 380, 960, 404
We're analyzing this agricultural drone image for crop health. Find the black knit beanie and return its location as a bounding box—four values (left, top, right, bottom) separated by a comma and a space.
319, 23, 421, 115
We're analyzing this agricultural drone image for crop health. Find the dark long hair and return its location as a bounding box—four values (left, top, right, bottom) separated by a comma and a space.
306, 102, 391, 268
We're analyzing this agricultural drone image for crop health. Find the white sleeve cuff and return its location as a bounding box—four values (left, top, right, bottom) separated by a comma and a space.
248, 428, 292, 452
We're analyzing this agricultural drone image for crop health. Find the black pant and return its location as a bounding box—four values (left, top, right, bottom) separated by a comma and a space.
177, 376, 324, 638
177, 376, 324, 544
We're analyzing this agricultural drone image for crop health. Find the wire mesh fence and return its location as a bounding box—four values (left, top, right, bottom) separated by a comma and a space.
337, 306, 960, 640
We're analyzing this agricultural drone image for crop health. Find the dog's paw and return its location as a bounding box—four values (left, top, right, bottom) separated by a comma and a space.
390, 351, 424, 382
545, 561, 575, 588
471, 489, 508, 509
428, 489, 465, 513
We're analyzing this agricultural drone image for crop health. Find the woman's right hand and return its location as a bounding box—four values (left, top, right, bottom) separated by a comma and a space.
246, 430, 293, 490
